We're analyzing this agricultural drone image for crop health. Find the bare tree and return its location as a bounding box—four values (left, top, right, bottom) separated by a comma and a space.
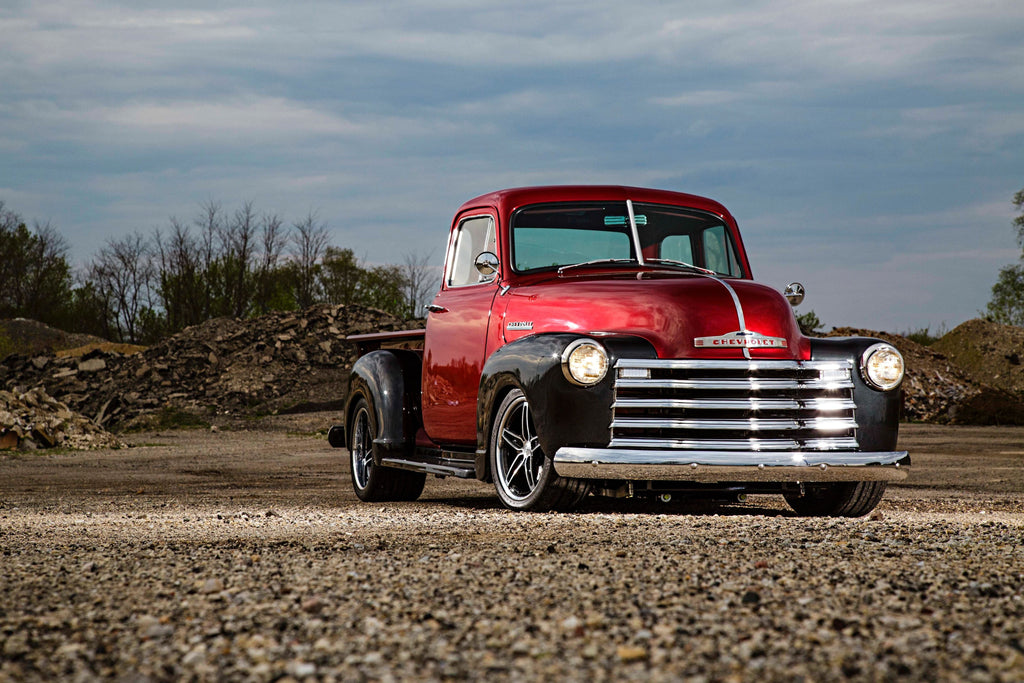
220, 201, 258, 317
194, 200, 224, 317
154, 218, 204, 332
401, 250, 439, 319
253, 211, 289, 314
291, 211, 329, 308
88, 231, 156, 343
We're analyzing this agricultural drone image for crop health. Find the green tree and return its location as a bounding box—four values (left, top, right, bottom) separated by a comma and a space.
0, 201, 74, 326
985, 188, 1024, 326
986, 264, 1024, 326
796, 310, 824, 336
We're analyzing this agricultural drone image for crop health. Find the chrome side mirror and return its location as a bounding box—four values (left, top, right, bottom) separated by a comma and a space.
474, 251, 500, 277
784, 282, 805, 307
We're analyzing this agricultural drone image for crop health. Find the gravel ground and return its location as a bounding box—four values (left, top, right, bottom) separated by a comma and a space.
1, 420, 1023, 682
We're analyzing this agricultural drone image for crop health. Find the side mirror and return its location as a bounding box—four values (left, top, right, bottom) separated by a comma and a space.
474, 251, 500, 277
784, 282, 805, 307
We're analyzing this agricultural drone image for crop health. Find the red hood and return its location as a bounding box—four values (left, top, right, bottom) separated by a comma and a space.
499, 274, 810, 360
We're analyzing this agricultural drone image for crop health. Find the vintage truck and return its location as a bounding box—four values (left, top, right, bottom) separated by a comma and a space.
328, 186, 908, 516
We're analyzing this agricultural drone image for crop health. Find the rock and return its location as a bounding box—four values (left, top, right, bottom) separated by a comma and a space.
77, 358, 107, 373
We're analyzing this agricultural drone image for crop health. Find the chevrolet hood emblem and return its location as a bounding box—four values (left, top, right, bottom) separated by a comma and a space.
694, 330, 788, 349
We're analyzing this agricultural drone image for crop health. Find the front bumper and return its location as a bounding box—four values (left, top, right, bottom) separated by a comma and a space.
553, 447, 909, 483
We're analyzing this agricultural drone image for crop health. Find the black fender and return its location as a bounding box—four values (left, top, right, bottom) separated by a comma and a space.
809, 337, 902, 452
345, 349, 423, 461
475, 334, 656, 481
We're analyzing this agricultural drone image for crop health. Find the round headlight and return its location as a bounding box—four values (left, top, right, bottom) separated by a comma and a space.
562, 340, 609, 386
860, 343, 905, 391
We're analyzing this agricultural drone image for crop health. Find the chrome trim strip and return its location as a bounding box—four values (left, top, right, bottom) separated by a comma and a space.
615, 378, 855, 390
608, 436, 861, 451
611, 417, 859, 432
553, 447, 910, 482
617, 358, 853, 371
613, 397, 857, 411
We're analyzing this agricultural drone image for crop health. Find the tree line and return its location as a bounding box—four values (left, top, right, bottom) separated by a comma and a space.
0, 200, 437, 345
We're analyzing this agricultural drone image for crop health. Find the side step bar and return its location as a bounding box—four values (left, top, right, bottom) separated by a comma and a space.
380, 454, 477, 479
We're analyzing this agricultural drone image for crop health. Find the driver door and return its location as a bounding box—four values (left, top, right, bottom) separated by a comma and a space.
421, 211, 499, 445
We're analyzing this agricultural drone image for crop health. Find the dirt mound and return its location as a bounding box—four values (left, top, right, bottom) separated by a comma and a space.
56, 342, 147, 358
931, 319, 1024, 396
1, 304, 421, 430
828, 327, 1024, 425
0, 319, 107, 360
0, 387, 122, 450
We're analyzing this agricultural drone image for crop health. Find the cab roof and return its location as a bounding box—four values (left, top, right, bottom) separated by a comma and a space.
456, 185, 734, 223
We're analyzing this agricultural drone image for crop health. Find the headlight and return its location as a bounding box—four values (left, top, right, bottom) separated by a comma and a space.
860, 343, 905, 391
561, 339, 609, 386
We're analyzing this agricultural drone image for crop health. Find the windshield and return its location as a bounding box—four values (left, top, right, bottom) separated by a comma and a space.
510, 201, 745, 277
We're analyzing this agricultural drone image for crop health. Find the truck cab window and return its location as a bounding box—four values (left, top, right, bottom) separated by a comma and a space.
448, 216, 496, 287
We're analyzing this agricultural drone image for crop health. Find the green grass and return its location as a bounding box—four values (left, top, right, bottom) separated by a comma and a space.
901, 323, 948, 346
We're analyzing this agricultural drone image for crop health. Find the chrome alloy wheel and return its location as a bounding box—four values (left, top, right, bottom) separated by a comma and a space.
494, 393, 543, 501
350, 403, 373, 491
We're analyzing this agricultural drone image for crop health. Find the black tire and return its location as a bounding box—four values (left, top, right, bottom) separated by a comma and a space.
783, 481, 887, 517
489, 388, 590, 512
348, 396, 425, 502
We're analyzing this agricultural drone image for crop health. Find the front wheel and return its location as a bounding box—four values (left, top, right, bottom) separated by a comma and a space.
783, 481, 887, 517
348, 396, 425, 502
489, 389, 590, 512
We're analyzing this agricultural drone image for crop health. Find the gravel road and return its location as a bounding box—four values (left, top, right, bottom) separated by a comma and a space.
2, 418, 1022, 682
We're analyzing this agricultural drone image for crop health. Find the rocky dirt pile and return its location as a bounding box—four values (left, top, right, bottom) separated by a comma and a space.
932, 319, 1024, 396
829, 325, 1024, 425
3, 310, 1022, 431
1, 304, 420, 432
0, 387, 122, 450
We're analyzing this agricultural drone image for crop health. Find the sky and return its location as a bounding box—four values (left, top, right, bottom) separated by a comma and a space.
2, 0, 1022, 333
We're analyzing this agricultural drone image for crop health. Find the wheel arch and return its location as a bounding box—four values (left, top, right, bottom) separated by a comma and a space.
474, 333, 657, 481
345, 349, 423, 461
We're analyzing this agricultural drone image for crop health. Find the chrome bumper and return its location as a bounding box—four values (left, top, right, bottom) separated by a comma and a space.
553, 448, 910, 483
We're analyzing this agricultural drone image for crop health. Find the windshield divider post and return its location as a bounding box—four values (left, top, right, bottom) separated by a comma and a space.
626, 199, 645, 266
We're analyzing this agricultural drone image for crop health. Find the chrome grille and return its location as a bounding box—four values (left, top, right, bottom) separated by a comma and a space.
612, 359, 858, 451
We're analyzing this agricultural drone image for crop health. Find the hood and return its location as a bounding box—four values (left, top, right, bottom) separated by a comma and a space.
499, 274, 810, 360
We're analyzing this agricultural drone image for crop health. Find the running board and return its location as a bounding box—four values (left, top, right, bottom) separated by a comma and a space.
380, 455, 476, 479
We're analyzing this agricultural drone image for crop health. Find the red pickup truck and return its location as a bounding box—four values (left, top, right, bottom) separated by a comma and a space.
329, 186, 908, 516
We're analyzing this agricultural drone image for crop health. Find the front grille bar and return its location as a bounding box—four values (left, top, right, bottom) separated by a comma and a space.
608, 436, 861, 451
614, 397, 857, 411
611, 416, 859, 432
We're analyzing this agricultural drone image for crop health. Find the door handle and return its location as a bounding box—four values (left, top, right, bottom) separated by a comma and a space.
424, 304, 448, 313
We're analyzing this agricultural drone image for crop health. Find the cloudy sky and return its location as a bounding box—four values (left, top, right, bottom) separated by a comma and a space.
2, 0, 1022, 332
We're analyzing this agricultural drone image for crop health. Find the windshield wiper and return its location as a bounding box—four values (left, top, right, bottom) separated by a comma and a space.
557, 258, 637, 276
644, 258, 716, 275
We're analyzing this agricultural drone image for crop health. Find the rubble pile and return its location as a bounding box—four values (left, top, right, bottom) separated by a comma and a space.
0, 387, 122, 451
829, 326, 1024, 425
1, 304, 419, 432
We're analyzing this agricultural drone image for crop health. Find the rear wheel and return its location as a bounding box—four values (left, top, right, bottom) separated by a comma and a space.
349, 397, 425, 502
490, 389, 590, 511
783, 481, 886, 517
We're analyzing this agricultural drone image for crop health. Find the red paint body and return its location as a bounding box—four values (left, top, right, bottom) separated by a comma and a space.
420, 186, 809, 446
